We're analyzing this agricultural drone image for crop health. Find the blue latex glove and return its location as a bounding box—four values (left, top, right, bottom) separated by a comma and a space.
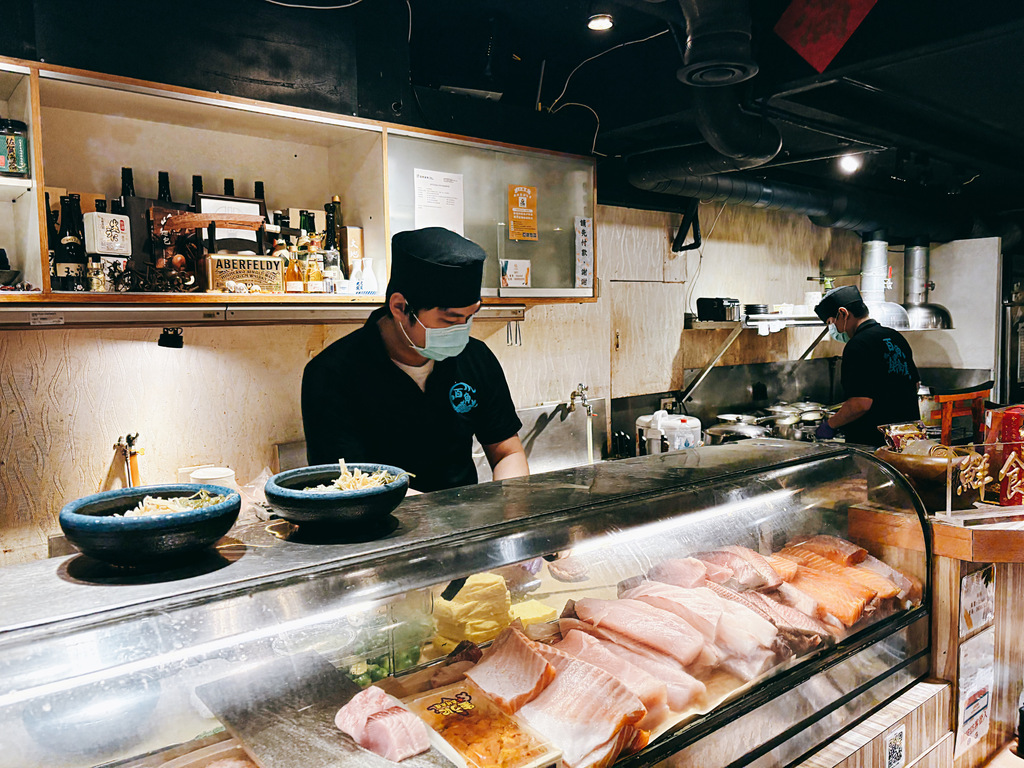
815, 420, 836, 440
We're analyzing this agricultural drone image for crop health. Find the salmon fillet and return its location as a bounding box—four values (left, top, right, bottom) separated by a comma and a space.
779, 546, 899, 599
788, 535, 867, 566
574, 598, 705, 667
776, 547, 879, 602
787, 566, 869, 627
465, 626, 556, 714
767, 554, 799, 582
519, 642, 645, 768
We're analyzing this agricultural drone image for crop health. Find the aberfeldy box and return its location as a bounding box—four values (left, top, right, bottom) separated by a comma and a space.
207, 254, 283, 292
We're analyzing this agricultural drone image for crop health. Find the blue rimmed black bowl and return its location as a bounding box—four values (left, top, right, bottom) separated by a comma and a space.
264, 463, 410, 526
58, 484, 241, 568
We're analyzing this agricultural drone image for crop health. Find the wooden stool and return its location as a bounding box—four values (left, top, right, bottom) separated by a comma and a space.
929, 382, 993, 444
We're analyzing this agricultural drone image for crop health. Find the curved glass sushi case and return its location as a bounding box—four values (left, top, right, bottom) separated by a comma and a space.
0, 441, 930, 768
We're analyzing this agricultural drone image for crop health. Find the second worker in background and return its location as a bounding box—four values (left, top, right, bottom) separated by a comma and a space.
302, 227, 529, 492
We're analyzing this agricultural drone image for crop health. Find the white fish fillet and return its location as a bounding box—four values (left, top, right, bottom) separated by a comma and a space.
335, 687, 430, 762
557, 629, 669, 730
575, 598, 705, 666
518, 642, 645, 768
465, 626, 555, 713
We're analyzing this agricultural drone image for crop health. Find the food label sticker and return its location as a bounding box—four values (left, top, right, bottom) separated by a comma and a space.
30, 311, 65, 326
508, 185, 538, 241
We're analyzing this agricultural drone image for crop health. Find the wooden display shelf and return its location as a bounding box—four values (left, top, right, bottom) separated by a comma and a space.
930, 519, 1024, 563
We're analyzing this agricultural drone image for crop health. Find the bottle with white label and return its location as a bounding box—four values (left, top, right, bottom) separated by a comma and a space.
285, 246, 304, 293
360, 257, 378, 295
349, 258, 363, 293
305, 245, 325, 293
54, 195, 87, 291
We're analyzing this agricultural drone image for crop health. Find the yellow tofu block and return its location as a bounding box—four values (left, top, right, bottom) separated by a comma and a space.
511, 600, 558, 627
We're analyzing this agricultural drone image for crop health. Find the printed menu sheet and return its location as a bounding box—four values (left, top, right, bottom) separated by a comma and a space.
414, 169, 464, 235
955, 626, 994, 758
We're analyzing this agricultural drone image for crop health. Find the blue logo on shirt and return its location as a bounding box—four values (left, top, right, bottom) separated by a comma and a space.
450, 382, 478, 414
883, 338, 912, 378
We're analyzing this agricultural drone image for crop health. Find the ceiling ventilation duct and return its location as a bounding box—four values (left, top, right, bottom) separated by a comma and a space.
860, 233, 910, 330
675, 0, 759, 86
903, 238, 953, 330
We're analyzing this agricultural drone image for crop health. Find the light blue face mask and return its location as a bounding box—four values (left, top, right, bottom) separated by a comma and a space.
828, 322, 850, 344
403, 315, 473, 361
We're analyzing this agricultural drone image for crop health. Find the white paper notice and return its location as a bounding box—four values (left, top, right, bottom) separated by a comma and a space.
955, 626, 994, 758
414, 169, 464, 235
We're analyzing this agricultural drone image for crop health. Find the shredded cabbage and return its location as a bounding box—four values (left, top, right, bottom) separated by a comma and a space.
121, 489, 228, 517
303, 459, 412, 493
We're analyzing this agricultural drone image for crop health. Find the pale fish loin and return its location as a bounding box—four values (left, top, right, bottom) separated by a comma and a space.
646, 557, 708, 589
575, 598, 706, 666
518, 641, 645, 768
557, 629, 670, 730
557, 618, 706, 711
718, 545, 783, 589
465, 626, 556, 714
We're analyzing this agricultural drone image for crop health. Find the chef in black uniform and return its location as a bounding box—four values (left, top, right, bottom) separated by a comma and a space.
813, 285, 920, 447
301, 227, 529, 492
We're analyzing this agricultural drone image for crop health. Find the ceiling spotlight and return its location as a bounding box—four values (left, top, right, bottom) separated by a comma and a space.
587, 2, 614, 31
839, 154, 864, 174
158, 327, 184, 349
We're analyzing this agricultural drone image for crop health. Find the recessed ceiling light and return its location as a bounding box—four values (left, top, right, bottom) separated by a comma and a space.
839, 154, 863, 174
588, 13, 613, 31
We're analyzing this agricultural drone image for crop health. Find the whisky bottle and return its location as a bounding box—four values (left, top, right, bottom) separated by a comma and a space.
285, 246, 304, 293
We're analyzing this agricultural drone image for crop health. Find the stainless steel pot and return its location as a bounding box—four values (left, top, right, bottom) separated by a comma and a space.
705, 423, 770, 444
769, 414, 802, 439
717, 413, 759, 425
766, 404, 802, 416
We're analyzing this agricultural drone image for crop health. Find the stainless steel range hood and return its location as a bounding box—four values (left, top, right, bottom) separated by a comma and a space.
861, 235, 911, 330
902, 239, 953, 330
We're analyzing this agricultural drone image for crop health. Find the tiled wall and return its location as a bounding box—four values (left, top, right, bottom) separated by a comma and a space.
0, 202, 861, 565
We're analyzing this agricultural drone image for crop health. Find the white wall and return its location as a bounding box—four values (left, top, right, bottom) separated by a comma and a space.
903, 236, 1001, 372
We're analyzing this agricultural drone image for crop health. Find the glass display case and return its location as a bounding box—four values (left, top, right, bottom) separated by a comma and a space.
0, 441, 930, 768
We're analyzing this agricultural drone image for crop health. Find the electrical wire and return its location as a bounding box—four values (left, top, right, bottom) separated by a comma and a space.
685, 202, 727, 315
549, 101, 604, 155
547, 28, 669, 113
264, 0, 366, 8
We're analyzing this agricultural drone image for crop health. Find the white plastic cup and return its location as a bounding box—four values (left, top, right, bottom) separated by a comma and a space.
189, 466, 238, 490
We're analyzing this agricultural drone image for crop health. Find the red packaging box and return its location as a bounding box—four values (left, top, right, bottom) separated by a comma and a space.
984, 405, 1024, 505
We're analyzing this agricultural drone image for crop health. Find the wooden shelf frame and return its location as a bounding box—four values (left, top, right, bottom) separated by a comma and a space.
0, 54, 597, 315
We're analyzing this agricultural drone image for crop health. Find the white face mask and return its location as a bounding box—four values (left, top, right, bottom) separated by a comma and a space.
399, 314, 473, 360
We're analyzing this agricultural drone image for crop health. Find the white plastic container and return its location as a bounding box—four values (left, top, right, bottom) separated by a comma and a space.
661, 415, 702, 450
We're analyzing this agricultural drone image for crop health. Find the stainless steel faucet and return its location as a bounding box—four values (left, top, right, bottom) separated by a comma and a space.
568, 383, 593, 416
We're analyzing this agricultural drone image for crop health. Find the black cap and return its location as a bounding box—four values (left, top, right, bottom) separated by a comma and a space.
388, 227, 485, 309
814, 285, 863, 323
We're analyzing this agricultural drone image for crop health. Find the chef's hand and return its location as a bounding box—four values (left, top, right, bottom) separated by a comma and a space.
815, 420, 836, 440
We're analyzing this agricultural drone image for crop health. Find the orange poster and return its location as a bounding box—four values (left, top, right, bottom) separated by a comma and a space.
508, 185, 538, 241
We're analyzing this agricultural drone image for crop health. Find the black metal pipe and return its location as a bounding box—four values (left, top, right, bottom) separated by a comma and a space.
693, 85, 782, 166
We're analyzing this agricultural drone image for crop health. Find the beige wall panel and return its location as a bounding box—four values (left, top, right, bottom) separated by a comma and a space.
610, 280, 688, 396
682, 204, 859, 311
0, 325, 321, 564
475, 299, 611, 408
597, 204, 674, 282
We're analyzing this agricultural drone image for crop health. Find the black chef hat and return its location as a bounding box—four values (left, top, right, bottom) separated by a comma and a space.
387, 227, 486, 309
814, 285, 866, 323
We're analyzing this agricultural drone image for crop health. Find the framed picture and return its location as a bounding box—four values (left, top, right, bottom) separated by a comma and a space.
195, 193, 268, 254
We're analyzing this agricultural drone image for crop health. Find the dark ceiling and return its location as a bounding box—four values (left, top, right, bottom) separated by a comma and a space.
5, 0, 1024, 241
407, 0, 1024, 240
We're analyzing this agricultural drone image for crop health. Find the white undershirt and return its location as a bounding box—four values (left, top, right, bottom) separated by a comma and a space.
392, 358, 434, 391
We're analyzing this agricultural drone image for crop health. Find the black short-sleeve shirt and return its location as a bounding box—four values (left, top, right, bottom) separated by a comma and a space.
839, 319, 920, 447
301, 308, 522, 492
